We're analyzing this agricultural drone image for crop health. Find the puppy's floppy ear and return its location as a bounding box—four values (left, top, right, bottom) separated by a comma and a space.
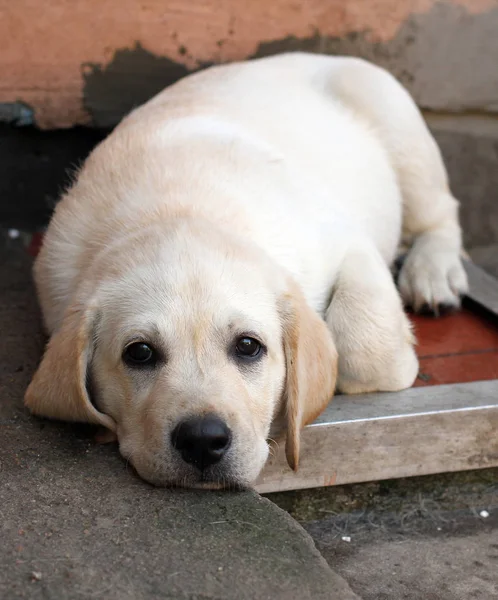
25, 299, 116, 431
279, 281, 337, 471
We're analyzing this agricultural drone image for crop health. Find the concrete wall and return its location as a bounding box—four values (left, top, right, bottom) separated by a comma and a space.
1, 0, 497, 128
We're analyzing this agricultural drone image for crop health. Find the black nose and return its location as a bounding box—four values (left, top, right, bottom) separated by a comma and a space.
171, 415, 232, 470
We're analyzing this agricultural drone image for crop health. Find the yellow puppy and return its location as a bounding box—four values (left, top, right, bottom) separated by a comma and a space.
26, 53, 467, 488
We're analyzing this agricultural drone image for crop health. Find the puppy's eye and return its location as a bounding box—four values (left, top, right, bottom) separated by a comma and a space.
234, 337, 263, 359
123, 342, 156, 367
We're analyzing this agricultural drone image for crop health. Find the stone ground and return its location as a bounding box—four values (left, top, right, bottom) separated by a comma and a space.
1, 124, 497, 599
313, 512, 498, 600
270, 470, 498, 599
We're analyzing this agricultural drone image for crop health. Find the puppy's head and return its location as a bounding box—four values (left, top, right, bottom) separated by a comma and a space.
25, 223, 337, 488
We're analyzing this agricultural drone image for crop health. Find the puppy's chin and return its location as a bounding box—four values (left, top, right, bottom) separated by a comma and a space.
167, 469, 252, 491
129, 460, 252, 490
181, 479, 248, 491
157, 475, 250, 491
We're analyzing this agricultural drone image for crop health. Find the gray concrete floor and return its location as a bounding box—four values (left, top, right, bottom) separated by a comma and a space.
313, 512, 498, 600
271, 470, 498, 600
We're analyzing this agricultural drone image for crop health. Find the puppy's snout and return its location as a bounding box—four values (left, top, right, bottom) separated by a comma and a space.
171, 415, 232, 470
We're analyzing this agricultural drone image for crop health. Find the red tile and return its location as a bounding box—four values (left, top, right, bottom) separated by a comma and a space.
410, 307, 498, 386
415, 351, 498, 387
410, 309, 498, 358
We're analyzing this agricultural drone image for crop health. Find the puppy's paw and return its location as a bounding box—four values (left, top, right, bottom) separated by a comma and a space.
398, 249, 468, 315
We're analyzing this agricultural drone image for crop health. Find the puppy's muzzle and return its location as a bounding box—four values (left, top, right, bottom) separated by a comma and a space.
171, 414, 232, 470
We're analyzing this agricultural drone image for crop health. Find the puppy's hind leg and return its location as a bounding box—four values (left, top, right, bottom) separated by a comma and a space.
324, 57, 468, 314
384, 90, 468, 313
397, 191, 468, 315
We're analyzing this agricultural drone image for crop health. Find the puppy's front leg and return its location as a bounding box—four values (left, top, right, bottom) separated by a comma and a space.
326, 244, 418, 394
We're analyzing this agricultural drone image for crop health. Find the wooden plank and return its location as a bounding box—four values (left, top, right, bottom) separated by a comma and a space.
255, 380, 498, 493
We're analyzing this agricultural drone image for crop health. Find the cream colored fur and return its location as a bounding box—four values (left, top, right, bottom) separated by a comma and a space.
25, 53, 467, 488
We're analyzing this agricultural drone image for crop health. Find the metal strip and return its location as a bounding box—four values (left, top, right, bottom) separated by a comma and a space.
465, 260, 498, 315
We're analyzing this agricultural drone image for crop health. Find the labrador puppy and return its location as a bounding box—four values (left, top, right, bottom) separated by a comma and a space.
25, 53, 467, 489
